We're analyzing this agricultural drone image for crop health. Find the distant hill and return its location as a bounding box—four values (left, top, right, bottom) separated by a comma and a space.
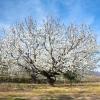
92, 71, 100, 76
84, 71, 100, 82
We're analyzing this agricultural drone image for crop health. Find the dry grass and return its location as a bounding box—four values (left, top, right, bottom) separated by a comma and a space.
0, 83, 100, 100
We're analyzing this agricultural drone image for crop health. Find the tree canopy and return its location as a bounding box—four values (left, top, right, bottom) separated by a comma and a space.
0, 17, 99, 85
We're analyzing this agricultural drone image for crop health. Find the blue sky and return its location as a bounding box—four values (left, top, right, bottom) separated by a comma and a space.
0, 0, 100, 43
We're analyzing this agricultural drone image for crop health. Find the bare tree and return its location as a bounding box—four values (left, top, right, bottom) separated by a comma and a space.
61, 24, 98, 83
39, 18, 64, 85
0, 17, 41, 83
0, 17, 99, 85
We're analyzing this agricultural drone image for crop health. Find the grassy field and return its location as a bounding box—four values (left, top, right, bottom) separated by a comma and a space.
0, 83, 100, 100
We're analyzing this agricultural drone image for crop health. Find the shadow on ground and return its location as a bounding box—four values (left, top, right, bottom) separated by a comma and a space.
41, 95, 74, 100
41, 94, 100, 100
0, 94, 100, 100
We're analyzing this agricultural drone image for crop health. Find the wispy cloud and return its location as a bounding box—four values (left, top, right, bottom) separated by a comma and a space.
58, 0, 95, 25
0, 0, 95, 25
0, 0, 100, 44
